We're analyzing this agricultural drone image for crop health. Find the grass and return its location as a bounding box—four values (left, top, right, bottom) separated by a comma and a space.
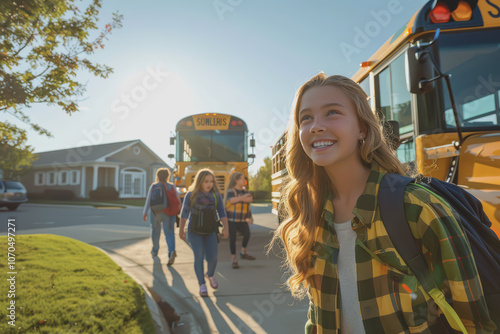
0, 235, 155, 333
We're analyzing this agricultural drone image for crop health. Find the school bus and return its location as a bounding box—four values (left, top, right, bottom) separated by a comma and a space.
271, 130, 287, 222
272, 0, 500, 236
170, 113, 255, 200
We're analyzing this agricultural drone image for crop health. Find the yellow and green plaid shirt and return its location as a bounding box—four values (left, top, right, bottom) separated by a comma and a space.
305, 163, 496, 334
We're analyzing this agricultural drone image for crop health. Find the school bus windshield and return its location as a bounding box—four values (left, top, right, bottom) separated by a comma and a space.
177, 130, 247, 162
418, 30, 500, 133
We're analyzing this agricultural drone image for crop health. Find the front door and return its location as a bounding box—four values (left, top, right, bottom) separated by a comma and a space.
121, 171, 145, 198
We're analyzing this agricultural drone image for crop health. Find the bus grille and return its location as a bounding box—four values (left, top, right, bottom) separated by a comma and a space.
216, 176, 225, 192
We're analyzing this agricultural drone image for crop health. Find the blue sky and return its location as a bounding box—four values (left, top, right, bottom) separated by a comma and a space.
12, 0, 424, 173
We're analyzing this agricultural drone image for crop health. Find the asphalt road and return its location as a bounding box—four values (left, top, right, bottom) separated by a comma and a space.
0, 202, 274, 233
0, 203, 309, 333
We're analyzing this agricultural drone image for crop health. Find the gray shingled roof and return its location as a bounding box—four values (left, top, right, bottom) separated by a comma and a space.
33, 139, 161, 166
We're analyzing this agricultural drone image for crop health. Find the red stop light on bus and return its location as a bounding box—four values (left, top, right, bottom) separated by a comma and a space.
429, 0, 477, 23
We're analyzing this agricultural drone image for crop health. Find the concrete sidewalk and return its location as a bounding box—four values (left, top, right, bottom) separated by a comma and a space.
15, 212, 309, 334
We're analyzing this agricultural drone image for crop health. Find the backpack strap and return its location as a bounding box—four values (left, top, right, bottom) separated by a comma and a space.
379, 173, 467, 334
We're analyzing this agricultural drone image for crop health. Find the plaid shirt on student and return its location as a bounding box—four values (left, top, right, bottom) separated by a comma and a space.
305, 163, 496, 334
225, 189, 252, 223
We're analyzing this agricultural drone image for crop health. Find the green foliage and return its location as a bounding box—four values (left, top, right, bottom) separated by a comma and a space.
249, 156, 272, 192
0, 121, 37, 179
0, 234, 155, 333
0, 0, 123, 136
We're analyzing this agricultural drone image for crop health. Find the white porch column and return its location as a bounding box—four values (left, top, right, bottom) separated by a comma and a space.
93, 165, 99, 190
114, 166, 120, 192
81, 166, 86, 198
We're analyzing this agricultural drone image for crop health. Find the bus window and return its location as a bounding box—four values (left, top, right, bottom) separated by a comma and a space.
437, 30, 500, 129
396, 139, 415, 165
376, 53, 413, 135
177, 130, 246, 162
359, 78, 370, 99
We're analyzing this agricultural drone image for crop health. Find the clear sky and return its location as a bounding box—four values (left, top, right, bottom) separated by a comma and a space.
10, 0, 424, 173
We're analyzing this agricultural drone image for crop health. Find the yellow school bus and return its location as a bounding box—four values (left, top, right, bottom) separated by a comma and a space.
170, 113, 255, 200
271, 130, 287, 222
272, 0, 500, 236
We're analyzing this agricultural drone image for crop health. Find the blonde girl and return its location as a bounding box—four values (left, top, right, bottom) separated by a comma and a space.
272, 73, 494, 333
179, 169, 228, 297
225, 172, 255, 269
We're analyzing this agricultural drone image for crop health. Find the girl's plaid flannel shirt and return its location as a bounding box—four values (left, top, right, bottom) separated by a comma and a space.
304, 163, 496, 334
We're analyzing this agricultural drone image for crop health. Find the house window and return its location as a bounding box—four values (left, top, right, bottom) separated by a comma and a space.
47, 171, 57, 185
35, 172, 45, 186
70, 170, 80, 185
59, 171, 69, 185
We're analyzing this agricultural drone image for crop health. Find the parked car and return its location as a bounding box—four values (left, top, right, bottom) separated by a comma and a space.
0, 180, 28, 211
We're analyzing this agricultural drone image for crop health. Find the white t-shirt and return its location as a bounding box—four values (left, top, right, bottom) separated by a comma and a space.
333, 220, 366, 334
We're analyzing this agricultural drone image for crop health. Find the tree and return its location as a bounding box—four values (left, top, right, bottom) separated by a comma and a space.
0, 121, 37, 180
0, 0, 123, 136
249, 156, 272, 192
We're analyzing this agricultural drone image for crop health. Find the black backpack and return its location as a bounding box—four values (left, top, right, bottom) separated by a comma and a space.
189, 192, 220, 236
379, 173, 500, 332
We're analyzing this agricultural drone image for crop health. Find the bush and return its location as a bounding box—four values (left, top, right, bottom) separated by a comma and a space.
90, 186, 119, 201
249, 190, 271, 200
43, 189, 76, 200
27, 192, 44, 200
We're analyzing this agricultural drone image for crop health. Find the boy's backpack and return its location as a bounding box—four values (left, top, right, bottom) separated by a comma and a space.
150, 183, 181, 216
379, 173, 500, 333
189, 192, 220, 236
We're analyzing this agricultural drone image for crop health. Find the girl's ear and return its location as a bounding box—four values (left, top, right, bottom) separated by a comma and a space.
359, 122, 368, 141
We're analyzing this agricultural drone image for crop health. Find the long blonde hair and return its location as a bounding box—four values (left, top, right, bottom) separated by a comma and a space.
273, 73, 405, 299
225, 172, 244, 204
188, 169, 220, 206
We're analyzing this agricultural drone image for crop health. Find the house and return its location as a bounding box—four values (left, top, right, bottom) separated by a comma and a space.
23, 139, 171, 199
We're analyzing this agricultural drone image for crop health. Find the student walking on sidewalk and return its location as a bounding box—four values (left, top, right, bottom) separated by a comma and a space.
143, 168, 180, 266
225, 172, 255, 269
179, 169, 229, 297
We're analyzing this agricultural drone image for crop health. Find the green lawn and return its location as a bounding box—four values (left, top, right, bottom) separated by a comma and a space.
0, 235, 155, 333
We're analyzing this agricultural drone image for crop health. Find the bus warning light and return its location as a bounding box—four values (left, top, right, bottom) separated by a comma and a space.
360, 61, 374, 68
452, 1, 472, 21
430, 2, 451, 23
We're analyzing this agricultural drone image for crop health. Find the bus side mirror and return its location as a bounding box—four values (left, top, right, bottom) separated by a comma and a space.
170, 137, 175, 145
248, 154, 256, 159
250, 139, 255, 147
406, 29, 441, 94
405, 46, 435, 94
